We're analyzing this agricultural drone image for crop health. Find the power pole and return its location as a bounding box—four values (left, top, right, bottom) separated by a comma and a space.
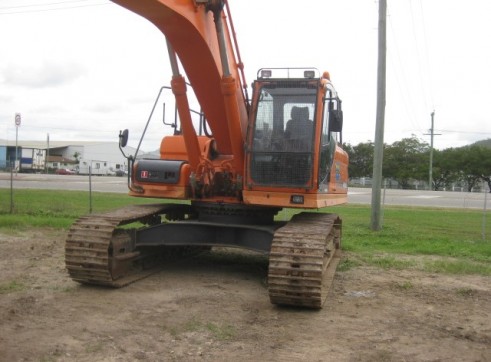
371, 0, 387, 231
424, 111, 441, 190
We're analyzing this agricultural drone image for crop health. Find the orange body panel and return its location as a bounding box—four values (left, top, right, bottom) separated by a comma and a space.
328, 144, 350, 193
129, 183, 190, 199
130, 135, 210, 199
159, 135, 211, 161
243, 190, 347, 209
130, 159, 191, 199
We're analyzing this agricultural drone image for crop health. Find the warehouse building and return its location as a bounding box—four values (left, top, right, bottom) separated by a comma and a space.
0, 140, 137, 174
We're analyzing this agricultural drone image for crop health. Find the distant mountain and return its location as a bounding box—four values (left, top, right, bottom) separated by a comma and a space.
472, 138, 491, 148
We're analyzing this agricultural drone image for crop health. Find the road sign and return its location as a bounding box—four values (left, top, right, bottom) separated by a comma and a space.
15, 113, 21, 127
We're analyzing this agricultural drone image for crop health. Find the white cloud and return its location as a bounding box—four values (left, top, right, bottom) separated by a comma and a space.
0, 0, 490, 151
2, 61, 86, 88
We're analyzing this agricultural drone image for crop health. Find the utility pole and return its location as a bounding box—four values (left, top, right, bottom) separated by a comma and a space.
371, 0, 387, 231
424, 111, 441, 190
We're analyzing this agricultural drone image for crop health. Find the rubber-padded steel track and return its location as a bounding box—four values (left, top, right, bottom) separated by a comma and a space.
65, 204, 169, 287
268, 212, 341, 309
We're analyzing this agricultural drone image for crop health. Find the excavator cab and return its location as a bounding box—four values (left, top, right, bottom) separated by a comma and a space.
244, 68, 348, 208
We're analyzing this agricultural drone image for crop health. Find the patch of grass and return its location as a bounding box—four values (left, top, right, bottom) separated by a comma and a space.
0, 214, 75, 229
456, 287, 475, 297
85, 341, 104, 353
1, 189, 490, 276
0, 189, 164, 230
336, 205, 491, 275
165, 317, 203, 339
394, 281, 414, 290
167, 326, 179, 338
423, 259, 491, 275
337, 257, 360, 272
0, 280, 26, 294
359, 254, 418, 270
165, 317, 235, 341
205, 322, 236, 341
183, 317, 203, 332
279, 204, 491, 269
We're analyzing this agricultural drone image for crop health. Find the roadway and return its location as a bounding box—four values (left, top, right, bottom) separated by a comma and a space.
0, 172, 489, 209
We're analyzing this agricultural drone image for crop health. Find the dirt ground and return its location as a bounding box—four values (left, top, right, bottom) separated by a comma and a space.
0, 229, 490, 362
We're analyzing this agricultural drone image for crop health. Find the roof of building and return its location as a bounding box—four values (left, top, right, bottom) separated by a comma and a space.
0, 139, 119, 149
47, 155, 77, 163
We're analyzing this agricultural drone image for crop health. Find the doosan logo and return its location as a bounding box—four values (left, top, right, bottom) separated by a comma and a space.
141, 170, 149, 179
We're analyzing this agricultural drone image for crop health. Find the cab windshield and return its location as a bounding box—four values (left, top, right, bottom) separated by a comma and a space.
249, 82, 317, 187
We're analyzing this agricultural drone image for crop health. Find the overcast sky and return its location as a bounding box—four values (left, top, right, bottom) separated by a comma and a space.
1, 0, 490, 152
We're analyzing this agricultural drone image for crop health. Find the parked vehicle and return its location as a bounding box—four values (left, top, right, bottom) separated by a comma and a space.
19, 148, 45, 173
78, 159, 116, 176
55, 168, 76, 175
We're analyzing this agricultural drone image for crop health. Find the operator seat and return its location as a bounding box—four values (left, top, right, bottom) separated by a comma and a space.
285, 106, 313, 151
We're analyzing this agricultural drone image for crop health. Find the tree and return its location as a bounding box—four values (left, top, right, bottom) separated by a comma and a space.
73, 152, 81, 164
481, 174, 491, 193
383, 136, 429, 189
345, 137, 491, 192
344, 141, 374, 178
432, 148, 460, 191
477, 147, 491, 192
457, 145, 491, 192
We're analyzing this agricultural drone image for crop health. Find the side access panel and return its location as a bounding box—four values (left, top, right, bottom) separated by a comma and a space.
135, 159, 187, 184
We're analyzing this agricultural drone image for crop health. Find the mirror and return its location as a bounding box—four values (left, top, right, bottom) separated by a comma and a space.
119, 129, 129, 148
328, 98, 343, 133
329, 109, 343, 132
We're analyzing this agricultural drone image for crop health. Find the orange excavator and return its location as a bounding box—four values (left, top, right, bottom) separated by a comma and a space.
65, 0, 348, 308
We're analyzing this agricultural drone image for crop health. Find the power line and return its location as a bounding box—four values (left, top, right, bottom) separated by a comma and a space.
437, 129, 491, 135
387, 13, 421, 131
0, 0, 99, 10
417, 0, 435, 109
409, 0, 432, 112
0, 0, 109, 15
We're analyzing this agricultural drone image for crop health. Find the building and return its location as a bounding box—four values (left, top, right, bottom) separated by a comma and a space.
0, 139, 137, 174
45, 155, 78, 171
0, 140, 46, 172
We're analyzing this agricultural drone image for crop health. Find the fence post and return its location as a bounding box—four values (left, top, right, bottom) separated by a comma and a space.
89, 166, 93, 214
10, 164, 14, 214
483, 188, 488, 241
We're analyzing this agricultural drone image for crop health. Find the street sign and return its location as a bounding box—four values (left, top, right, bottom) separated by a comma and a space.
15, 113, 21, 127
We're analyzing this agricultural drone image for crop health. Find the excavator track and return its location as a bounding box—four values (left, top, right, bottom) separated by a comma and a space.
65, 204, 170, 287
66, 205, 342, 308
268, 212, 341, 309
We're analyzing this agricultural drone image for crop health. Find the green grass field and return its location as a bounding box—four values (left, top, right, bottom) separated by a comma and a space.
1, 189, 490, 275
